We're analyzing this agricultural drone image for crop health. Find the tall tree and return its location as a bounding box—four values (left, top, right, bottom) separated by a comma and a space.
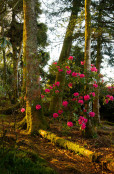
49, 0, 83, 113
23, 0, 47, 133
92, 0, 114, 125
84, 0, 91, 71
84, 0, 96, 138
92, 0, 102, 125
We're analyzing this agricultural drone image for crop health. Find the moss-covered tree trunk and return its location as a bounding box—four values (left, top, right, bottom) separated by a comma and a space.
84, 0, 91, 71
49, 0, 78, 113
84, 0, 96, 138
23, 0, 47, 133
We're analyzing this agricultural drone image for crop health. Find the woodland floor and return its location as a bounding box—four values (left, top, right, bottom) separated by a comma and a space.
0, 114, 114, 174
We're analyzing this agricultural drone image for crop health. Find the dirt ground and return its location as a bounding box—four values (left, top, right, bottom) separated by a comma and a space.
0, 115, 114, 174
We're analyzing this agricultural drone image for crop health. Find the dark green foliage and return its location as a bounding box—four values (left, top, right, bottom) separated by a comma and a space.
0, 148, 57, 174
91, 0, 114, 67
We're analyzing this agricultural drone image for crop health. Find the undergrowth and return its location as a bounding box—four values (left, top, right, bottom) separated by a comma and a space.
0, 148, 57, 174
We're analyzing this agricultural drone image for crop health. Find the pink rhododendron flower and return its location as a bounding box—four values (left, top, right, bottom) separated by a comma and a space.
81, 123, 86, 130
68, 82, 72, 88
83, 109, 87, 112
66, 69, 71, 74
81, 61, 85, 65
110, 96, 114, 101
90, 92, 95, 97
67, 121, 73, 127
65, 66, 70, 69
91, 67, 98, 72
89, 112, 95, 117
58, 109, 63, 114
71, 98, 76, 101
105, 99, 109, 104
107, 86, 111, 90
84, 118, 88, 124
78, 116, 87, 130
79, 74, 85, 78
84, 94, 90, 101
55, 90, 59, 94
78, 100, 84, 105
72, 72, 77, 77
53, 62, 57, 65
73, 92, 79, 97
55, 81, 60, 86
41, 94, 45, 98
36, 104, 41, 110
62, 101, 68, 107
93, 83, 98, 88
53, 113, 58, 118
45, 89, 50, 93
78, 119, 82, 125
49, 86, 53, 89
58, 69, 63, 72
68, 56, 73, 60
79, 96, 83, 99
106, 95, 110, 98
53, 84, 56, 87
21, 108, 25, 113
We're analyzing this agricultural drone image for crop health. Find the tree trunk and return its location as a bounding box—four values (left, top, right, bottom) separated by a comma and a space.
93, 36, 101, 126
49, 0, 78, 113
12, 43, 18, 103
84, 0, 91, 71
84, 0, 96, 138
3, 49, 7, 85
23, 0, 47, 133
93, 4, 102, 125
1, 21, 7, 86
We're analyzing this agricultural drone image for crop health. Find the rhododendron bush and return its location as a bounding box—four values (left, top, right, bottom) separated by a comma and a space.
21, 56, 114, 131
39, 56, 114, 130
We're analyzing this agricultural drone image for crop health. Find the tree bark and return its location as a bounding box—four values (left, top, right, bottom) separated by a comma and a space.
84, 0, 96, 138
49, 0, 78, 113
84, 0, 91, 71
93, 2, 102, 125
1, 21, 7, 86
23, 0, 47, 133
12, 42, 18, 103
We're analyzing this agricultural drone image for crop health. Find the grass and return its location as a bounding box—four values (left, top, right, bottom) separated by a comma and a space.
0, 148, 57, 174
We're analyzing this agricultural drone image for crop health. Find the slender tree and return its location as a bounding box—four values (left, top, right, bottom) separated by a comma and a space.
93, 0, 102, 125
49, 0, 82, 113
84, 0, 96, 138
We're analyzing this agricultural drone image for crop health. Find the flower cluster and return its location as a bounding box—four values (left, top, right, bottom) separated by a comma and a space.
62, 101, 68, 107
89, 112, 95, 117
78, 116, 88, 130
91, 67, 97, 72
67, 121, 73, 127
36, 104, 41, 110
21, 108, 25, 113
105, 95, 114, 104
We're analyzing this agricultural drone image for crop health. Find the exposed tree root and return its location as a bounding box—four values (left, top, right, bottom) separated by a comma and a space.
38, 129, 102, 162
16, 117, 27, 129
